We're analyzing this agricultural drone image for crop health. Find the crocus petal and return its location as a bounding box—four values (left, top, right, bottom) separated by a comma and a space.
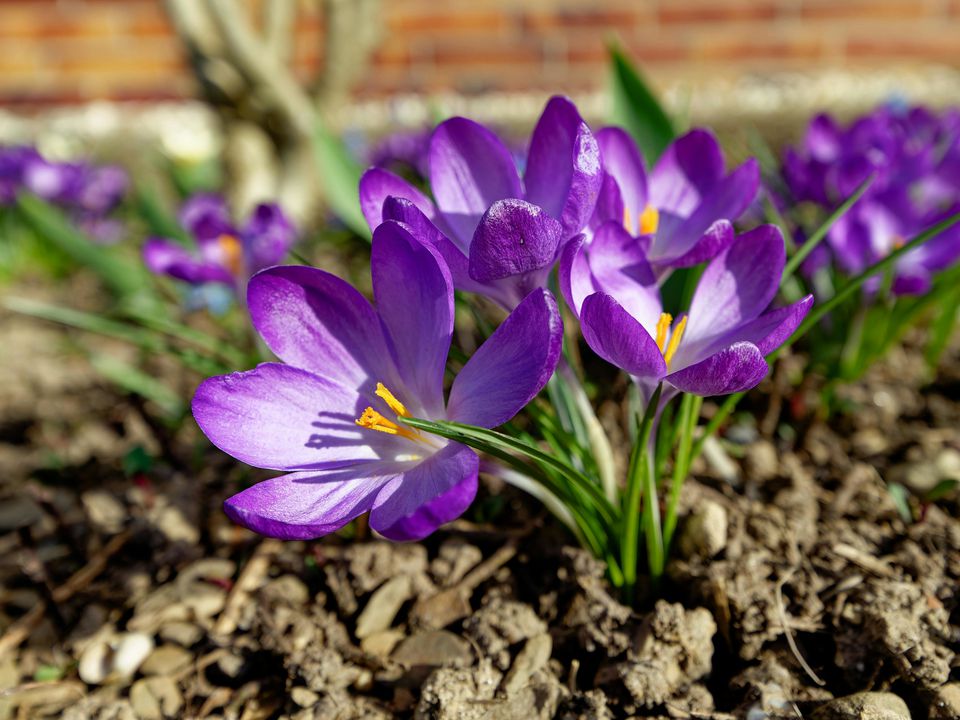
660, 219, 735, 268
653, 159, 760, 262
525, 96, 602, 236
589, 172, 626, 229
371, 221, 454, 418
580, 292, 667, 379
683, 225, 785, 355
370, 443, 479, 541
243, 203, 296, 271
447, 288, 563, 428
586, 222, 662, 331
359, 167, 437, 234
179, 193, 234, 241
650, 129, 725, 216
193, 363, 400, 471
469, 199, 563, 283
429, 117, 522, 247
247, 265, 395, 390
224, 467, 393, 540
143, 237, 233, 285
559, 236, 595, 317
749, 296, 813, 355
666, 341, 768, 396
595, 126, 649, 230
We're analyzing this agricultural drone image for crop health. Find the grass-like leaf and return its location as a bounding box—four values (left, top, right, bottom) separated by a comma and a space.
608, 44, 675, 164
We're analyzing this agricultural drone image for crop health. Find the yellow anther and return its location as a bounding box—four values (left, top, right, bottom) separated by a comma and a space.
375, 382, 409, 417
217, 234, 244, 276
662, 315, 688, 367
639, 204, 660, 235
892, 235, 905, 250
655, 312, 672, 353
355, 406, 421, 442
355, 384, 421, 442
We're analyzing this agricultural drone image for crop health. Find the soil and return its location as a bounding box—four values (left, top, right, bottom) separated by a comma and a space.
1, 282, 959, 720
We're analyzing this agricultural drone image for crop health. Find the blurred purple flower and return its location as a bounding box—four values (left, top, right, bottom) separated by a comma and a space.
0, 146, 41, 205
143, 194, 296, 295
367, 127, 432, 179
192, 221, 562, 540
560, 223, 811, 399
359, 95, 602, 309
589, 128, 759, 272
784, 104, 960, 294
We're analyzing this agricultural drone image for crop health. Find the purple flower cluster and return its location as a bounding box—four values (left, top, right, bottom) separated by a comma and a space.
195, 96, 810, 540
1, 145, 128, 243
144, 194, 296, 296
784, 104, 960, 294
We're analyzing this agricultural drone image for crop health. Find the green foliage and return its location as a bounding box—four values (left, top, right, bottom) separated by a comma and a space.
607, 44, 676, 164
313, 122, 370, 240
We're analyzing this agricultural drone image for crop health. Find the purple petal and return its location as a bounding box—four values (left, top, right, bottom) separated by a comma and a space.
805, 114, 842, 162
749, 296, 813, 354
559, 236, 595, 317
524, 96, 602, 236
224, 467, 393, 540
359, 167, 437, 234
429, 117, 522, 247
595, 126, 649, 231
179, 193, 234, 241
653, 159, 759, 262
193, 363, 400, 471
589, 171, 625, 229
684, 225, 785, 353
447, 288, 563, 428
661, 219, 735, 268
143, 237, 233, 285
650, 129, 725, 215
381, 196, 489, 297
247, 265, 395, 390
586, 222, 662, 331
371, 221, 453, 418
580, 292, 667, 379
243, 203, 296, 271
370, 443, 479, 541
666, 341, 768, 396
469, 199, 563, 283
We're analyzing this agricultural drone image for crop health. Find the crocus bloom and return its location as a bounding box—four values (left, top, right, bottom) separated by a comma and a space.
192, 221, 563, 540
561, 223, 812, 399
144, 194, 295, 294
358, 96, 602, 309
23, 156, 128, 214
0, 146, 41, 205
784, 104, 960, 295
589, 128, 759, 271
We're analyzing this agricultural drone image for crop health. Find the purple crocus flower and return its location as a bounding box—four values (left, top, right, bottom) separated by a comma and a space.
22, 156, 128, 214
367, 127, 432, 179
0, 146, 41, 205
784, 104, 960, 295
192, 221, 563, 540
358, 96, 602, 309
589, 128, 759, 271
560, 223, 812, 399
143, 194, 296, 294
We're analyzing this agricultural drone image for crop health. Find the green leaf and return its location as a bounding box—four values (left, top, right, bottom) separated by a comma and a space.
400, 416, 617, 524
924, 478, 959, 503
608, 44, 675, 164
89, 353, 185, 417
16, 194, 151, 300
312, 122, 370, 240
621, 383, 663, 603
781, 173, 875, 286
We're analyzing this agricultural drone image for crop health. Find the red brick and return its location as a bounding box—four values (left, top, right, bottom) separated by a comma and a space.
799, 0, 934, 20
659, 0, 779, 25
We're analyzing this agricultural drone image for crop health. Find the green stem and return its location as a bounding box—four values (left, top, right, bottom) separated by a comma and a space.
662, 394, 702, 551
621, 383, 663, 604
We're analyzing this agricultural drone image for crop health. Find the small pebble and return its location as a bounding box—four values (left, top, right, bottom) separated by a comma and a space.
140, 644, 192, 676
291, 687, 319, 708
811, 691, 911, 720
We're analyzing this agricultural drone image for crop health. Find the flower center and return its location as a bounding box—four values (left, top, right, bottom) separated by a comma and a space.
355, 383, 423, 443
654, 312, 687, 367
217, 234, 244, 277
639, 204, 660, 235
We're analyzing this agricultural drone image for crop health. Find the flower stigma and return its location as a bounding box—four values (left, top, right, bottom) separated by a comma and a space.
654, 312, 688, 367
639, 204, 660, 235
355, 382, 423, 443
217, 234, 244, 276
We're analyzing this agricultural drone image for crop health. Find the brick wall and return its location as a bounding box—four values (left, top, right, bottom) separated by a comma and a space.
1, 0, 959, 107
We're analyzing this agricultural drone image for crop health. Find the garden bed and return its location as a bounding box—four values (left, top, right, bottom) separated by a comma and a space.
1, 279, 958, 720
